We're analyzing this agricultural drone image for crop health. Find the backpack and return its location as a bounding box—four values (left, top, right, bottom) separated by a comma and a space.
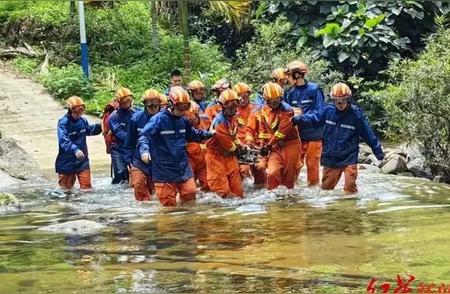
101, 100, 119, 154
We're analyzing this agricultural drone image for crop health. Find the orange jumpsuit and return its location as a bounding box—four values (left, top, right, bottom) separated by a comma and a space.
205, 102, 221, 123
237, 103, 258, 179
259, 102, 301, 190
206, 112, 244, 198
186, 118, 209, 191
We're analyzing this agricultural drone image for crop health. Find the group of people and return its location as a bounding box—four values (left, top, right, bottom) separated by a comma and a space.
55, 61, 385, 206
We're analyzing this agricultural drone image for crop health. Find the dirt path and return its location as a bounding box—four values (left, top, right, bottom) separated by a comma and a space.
0, 69, 110, 178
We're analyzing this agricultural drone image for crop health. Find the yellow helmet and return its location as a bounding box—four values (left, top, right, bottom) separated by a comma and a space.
285, 60, 308, 76
160, 94, 168, 107
66, 96, 85, 110
168, 86, 190, 105
271, 68, 288, 81
115, 87, 133, 102
218, 89, 239, 105
211, 78, 230, 92
330, 82, 352, 99
262, 82, 283, 101
187, 80, 205, 91
141, 89, 161, 103
233, 82, 251, 95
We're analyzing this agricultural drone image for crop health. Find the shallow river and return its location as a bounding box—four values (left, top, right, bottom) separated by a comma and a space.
1, 167, 450, 293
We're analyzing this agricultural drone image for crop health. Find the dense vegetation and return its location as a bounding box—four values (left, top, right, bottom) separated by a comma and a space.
0, 1, 449, 181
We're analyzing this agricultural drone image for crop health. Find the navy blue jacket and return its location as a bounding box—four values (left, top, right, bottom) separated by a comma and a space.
137, 109, 210, 183
109, 107, 136, 162
292, 104, 384, 167
285, 81, 325, 141
126, 110, 155, 175
55, 114, 101, 173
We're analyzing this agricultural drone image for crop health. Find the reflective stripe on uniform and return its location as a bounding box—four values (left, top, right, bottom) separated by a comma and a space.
161, 130, 175, 135
325, 120, 336, 125
274, 131, 285, 139
341, 124, 355, 130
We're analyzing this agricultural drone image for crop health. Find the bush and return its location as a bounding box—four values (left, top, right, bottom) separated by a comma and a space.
370, 21, 450, 182
230, 16, 342, 95
41, 63, 93, 101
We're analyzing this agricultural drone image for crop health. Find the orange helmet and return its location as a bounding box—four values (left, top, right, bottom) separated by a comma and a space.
218, 89, 239, 105
233, 82, 251, 95
271, 68, 287, 81
168, 86, 190, 106
160, 94, 168, 107
211, 78, 230, 93
262, 82, 283, 100
142, 89, 161, 103
285, 60, 308, 76
115, 87, 133, 102
66, 96, 85, 110
330, 82, 352, 99
187, 80, 205, 91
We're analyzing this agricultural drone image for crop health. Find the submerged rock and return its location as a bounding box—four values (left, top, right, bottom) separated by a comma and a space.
0, 192, 19, 206
381, 154, 408, 174
38, 219, 106, 235
0, 138, 42, 180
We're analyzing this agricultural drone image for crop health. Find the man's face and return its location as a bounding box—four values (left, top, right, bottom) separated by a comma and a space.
277, 78, 287, 87
223, 100, 238, 117
172, 102, 190, 117
171, 75, 182, 87
266, 97, 281, 109
70, 106, 85, 120
192, 89, 204, 101
333, 97, 349, 111
239, 92, 250, 107
144, 98, 160, 115
119, 96, 133, 110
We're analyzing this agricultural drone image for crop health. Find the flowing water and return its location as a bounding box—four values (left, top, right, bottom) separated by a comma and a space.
1, 167, 450, 293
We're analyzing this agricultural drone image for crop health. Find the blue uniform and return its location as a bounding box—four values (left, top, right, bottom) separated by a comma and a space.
55, 114, 101, 174
292, 104, 384, 167
254, 93, 265, 108
126, 110, 155, 176
109, 107, 136, 183
195, 100, 208, 112
285, 81, 325, 141
137, 109, 211, 183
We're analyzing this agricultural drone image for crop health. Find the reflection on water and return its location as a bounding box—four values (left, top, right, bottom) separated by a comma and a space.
1, 168, 450, 293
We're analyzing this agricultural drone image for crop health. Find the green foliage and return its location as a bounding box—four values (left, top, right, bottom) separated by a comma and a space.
370, 23, 450, 181
41, 64, 93, 101
261, 1, 450, 78
9, 57, 40, 76
231, 16, 343, 95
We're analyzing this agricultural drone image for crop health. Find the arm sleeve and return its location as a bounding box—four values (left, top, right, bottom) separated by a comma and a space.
185, 119, 209, 143
245, 112, 258, 144
137, 118, 159, 156
57, 121, 79, 153
314, 88, 325, 110
214, 123, 238, 152
87, 122, 102, 136
109, 113, 127, 142
357, 114, 385, 160
268, 109, 294, 147
124, 118, 136, 149
292, 108, 326, 128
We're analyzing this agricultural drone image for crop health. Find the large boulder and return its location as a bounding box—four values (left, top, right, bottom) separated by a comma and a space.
381, 154, 408, 174
0, 138, 42, 180
406, 157, 432, 179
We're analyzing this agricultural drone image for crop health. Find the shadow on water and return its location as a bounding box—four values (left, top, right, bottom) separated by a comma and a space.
1, 168, 450, 293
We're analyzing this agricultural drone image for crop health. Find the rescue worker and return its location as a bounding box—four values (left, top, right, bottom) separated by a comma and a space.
285, 60, 325, 186
127, 89, 161, 201
187, 80, 208, 112
259, 82, 301, 190
205, 78, 230, 122
292, 82, 384, 194
184, 101, 209, 191
206, 89, 245, 198
137, 86, 213, 206
55, 96, 101, 190
109, 87, 136, 184
164, 68, 183, 95
233, 82, 258, 179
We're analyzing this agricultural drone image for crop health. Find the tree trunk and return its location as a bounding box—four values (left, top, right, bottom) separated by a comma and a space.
149, 1, 159, 49
179, 0, 191, 81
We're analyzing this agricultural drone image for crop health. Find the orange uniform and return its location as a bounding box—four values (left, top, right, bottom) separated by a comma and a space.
206, 112, 244, 198
186, 118, 209, 191
205, 102, 221, 123
259, 102, 301, 190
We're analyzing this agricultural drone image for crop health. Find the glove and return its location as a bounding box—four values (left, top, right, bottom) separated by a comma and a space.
237, 145, 248, 157
141, 153, 151, 164
259, 145, 271, 157
204, 129, 216, 139
75, 150, 85, 160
